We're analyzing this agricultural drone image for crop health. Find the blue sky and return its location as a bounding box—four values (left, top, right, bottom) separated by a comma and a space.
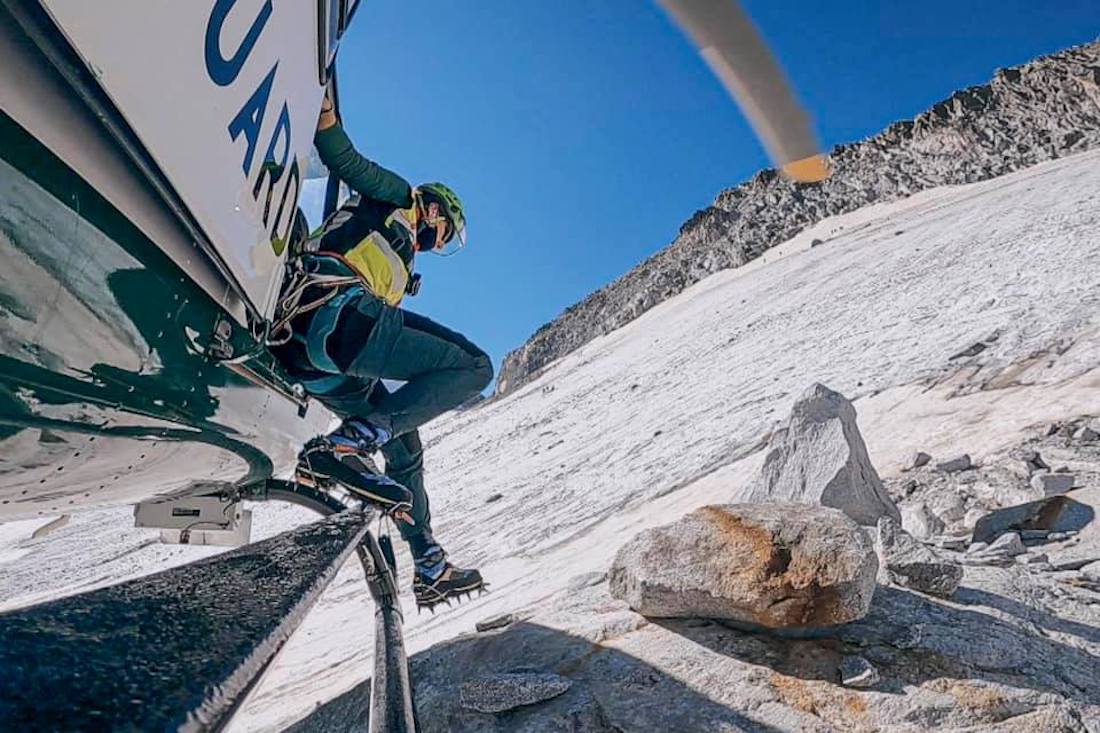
329, 1, 1099, 374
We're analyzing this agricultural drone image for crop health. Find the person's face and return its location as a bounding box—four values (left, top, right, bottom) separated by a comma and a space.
416, 201, 454, 252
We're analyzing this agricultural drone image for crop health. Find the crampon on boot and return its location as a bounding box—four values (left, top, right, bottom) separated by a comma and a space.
412, 545, 487, 612
296, 420, 413, 524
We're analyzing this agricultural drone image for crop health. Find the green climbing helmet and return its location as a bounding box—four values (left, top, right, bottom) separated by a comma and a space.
418, 182, 467, 254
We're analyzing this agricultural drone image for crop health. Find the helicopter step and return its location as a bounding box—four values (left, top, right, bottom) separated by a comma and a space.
133, 484, 254, 547
0, 511, 369, 732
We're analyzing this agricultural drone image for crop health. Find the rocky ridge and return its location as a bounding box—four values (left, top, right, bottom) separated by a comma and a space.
497, 41, 1100, 395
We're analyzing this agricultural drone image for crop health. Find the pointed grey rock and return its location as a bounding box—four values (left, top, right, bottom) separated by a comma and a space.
744, 384, 900, 526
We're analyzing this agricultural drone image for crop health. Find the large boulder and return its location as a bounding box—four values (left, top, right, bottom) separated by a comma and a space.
744, 384, 901, 526
609, 503, 878, 628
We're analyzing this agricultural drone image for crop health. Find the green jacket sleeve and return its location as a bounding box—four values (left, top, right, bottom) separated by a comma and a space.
314, 124, 413, 208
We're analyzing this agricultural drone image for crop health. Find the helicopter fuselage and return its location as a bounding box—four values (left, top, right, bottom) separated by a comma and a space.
0, 1, 349, 521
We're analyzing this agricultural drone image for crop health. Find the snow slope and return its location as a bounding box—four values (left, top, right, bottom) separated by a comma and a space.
3, 149, 1100, 731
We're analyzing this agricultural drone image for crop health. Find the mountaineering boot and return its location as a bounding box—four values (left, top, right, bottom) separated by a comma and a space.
412, 543, 486, 612
296, 418, 413, 521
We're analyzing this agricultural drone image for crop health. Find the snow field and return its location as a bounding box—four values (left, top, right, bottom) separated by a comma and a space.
232, 150, 1100, 730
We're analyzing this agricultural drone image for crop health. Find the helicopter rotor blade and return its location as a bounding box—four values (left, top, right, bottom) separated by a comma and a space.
657, 0, 830, 182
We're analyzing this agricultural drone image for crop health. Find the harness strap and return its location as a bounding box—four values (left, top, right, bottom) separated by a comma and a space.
304, 288, 360, 373
266, 253, 364, 346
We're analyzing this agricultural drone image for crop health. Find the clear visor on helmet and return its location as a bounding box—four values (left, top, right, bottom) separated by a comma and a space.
433, 221, 466, 256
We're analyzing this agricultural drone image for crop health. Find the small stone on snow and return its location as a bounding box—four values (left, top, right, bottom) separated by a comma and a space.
934, 535, 969, 551
950, 342, 988, 360
1030, 473, 1074, 496
904, 451, 932, 471
935, 455, 973, 473
985, 532, 1027, 557
1021, 450, 1050, 473
476, 613, 518, 633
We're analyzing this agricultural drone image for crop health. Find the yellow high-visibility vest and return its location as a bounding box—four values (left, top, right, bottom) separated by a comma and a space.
341, 230, 409, 306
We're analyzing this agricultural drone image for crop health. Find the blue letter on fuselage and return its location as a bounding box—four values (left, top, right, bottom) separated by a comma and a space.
227, 63, 277, 175
205, 0, 273, 86
253, 101, 291, 200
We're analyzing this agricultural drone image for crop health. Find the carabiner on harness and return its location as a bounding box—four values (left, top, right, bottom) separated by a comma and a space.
267, 258, 361, 346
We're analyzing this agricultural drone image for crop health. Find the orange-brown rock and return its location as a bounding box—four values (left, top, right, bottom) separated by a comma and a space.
609, 503, 877, 628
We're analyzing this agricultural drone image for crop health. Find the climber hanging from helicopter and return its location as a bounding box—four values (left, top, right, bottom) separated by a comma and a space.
270, 93, 492, 610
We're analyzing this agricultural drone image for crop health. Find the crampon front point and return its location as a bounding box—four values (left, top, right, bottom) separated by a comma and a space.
414, 568, 489, 613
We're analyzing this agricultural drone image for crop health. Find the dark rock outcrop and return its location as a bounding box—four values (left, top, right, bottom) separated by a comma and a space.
497, 42, 1100, 395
